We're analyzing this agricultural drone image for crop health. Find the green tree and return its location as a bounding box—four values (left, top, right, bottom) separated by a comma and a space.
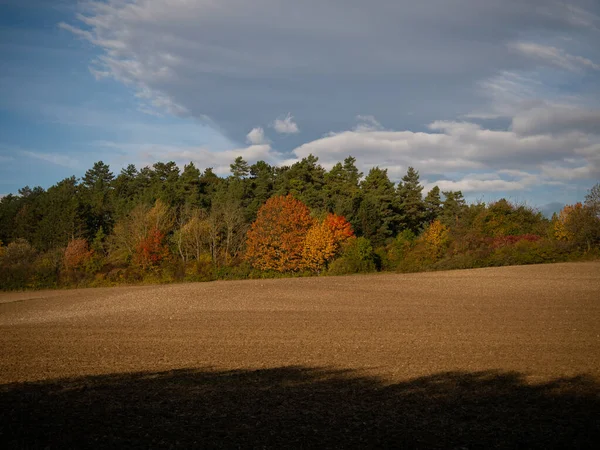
81, 161, 115, 239
325, 156, 362, 223
357, 167, 398, 246
424, 186, 442, 224
440, 190, 467, 228
275, 154, 327, 210
35, 177, 84, 251
247, 161, 275, 221
112, 164, 140, 218
198, 168, 222, 210
230, 156, 250, 180
178, 162, 202, 209
397, 167, 426, 234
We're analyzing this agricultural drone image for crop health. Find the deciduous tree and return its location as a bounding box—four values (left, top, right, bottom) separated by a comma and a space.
246, 195, 313, 272
302, 213, 355, 272
64, 238, 93, 271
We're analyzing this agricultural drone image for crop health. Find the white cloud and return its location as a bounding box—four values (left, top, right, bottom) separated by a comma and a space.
292, 118, 600, 191
59, 0, 600, 149
511, 42, 600, 72
424, 177, 532, 193
273, 114, 299, 134
49, 0, 600, 204
511, 104, 600, 135
295, 121, 593, 170
246, 127, 268, 145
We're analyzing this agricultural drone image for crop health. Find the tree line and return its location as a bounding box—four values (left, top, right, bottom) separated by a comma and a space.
0, 155, 598, 289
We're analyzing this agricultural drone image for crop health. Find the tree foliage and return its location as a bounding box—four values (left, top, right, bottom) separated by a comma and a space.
0, 156, 598, 290
64, 238, 93, 271
246, 195, 313, 272
302, 213, 355, 272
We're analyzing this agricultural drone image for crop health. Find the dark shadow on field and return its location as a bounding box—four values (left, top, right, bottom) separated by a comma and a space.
1, 367, 599, 449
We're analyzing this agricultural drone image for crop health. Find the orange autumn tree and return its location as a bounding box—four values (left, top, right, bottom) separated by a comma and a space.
134, 226, 170, 270
64, 238, 94, 270
302, 213, 355, 272
246, 195, 314, 272
324, 213, 354, 244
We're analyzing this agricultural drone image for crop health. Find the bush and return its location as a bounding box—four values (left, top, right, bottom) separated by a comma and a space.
383, 230, 415, 270
184, 254, 216, 282
30, 248, 64, 289
0, 239, 38, 290
3, 239, 36, 266
328, 237, 376, 275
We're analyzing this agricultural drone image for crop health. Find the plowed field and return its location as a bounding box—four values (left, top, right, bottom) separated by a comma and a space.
2, 262, 599, 448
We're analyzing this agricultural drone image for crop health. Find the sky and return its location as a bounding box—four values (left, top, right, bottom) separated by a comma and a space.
1, 0, 599, 215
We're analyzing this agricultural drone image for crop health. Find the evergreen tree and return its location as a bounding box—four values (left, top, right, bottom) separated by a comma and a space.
112, 164, 140, 218
178, 162, 202, 209
424, 186, 442, 224
11, 187, 45, 244
325, 156, 362, 223
81, 161, 115, 239
440, 190, 467, 228
198, 168, 222, 210
357, 167, 398, 246
35, 177, 84, 250
230, 156, 250, 180
397, 167, 426, 234
149, 161, 180, 205
275, 154, 327, 210
247, 161, 275, 221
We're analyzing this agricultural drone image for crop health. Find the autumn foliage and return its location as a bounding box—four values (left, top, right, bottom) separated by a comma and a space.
135, 226, 170, 269
64, 238, 93, 270
488, 234, 541, 249
421, 219, 450, 260
303, 214, 355, 272
246, 195, 314, 272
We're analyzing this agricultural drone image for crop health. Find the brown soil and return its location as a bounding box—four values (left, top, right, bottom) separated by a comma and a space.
1, 262, 599, 448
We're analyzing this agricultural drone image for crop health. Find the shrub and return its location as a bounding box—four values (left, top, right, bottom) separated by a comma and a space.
64, 239, 94, 270
3, 239, 36, 266
30, 248, 64, 289
185, 253, 215, 282
328, 237, 376, 275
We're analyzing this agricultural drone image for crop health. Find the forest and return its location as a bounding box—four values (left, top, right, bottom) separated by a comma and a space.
0, 155, 599, 290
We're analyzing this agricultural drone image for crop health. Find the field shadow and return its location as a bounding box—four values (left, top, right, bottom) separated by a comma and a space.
1, 367, 599, 448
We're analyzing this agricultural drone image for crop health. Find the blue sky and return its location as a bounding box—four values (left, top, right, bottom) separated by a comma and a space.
1, 0, 599, 215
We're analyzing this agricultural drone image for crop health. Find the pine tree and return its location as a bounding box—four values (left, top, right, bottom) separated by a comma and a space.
81, 161, 115, 239
275, 155, 327, 210
325, 156, 362, 223
424, 186, 442, 224
357, 167, 398, 246
440, 190, 467, 228
397, 166, 426, 234
230, 156, 250, 180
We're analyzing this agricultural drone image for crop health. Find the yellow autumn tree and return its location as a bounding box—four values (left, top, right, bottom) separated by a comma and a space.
422, 219, 450, 260
302, 221, 337, 272
553, 202, 600, 250
553, 203, 581, 241
302, 214, 355, 272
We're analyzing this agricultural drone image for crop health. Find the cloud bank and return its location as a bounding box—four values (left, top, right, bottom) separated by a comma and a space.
56, 0, 600, 202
